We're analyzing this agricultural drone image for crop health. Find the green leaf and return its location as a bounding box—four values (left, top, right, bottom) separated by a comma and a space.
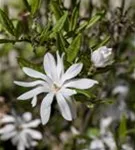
56, 33, 69, 52
75, 89, 93, 98
86, 11, 105, 29
118, 114, 127, 143
50, 11, 68, 38
76, 11, 105, 34
17, 57, 42, 71
23, 0, 31, 12
69, 4, 79, 31
15, 21, 24, 38
66, 34, 81, 63
50, 1, 63, 20
30, 0, 41, 15
0, 39, 15, 44
39, 22, 51, 44
0, 9, 15, 35
76, 21, 88, 34
94, 35, 110, 50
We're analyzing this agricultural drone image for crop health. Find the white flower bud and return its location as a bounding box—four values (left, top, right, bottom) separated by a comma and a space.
91, 46, 113, 68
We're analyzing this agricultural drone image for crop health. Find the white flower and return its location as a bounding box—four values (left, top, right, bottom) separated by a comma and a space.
100, 117, 113, 135
0, 112, 42, 150
91, 46, 113, 68
112, 85, 129, 97
14, 52, 98, 125
90, 139, 105, 150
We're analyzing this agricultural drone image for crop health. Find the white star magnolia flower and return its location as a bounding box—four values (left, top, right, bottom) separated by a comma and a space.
91, 46, 113, 68
14, 52, 98, 125
0, 112, 42, 150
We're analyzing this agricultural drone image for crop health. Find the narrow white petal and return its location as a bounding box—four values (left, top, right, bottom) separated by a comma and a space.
44, 53, 57, 80
0, 124, 15, 134
64, 79, 98, 89
25, 129, 42, 140
62, 63, 83, 83
19, 131, 29, 148
56, 52, 64, 79
17, 141, 25, 150
22, 119, 41, 128
1, 131, 17, 140
0, 115, 15, 123
17, 86, 46, 100
31, 96, 37, 107
14, 80, 46, 87
40, 93, 54, 125
56, 93, 72, 121
60, 88, 76, 97
11, 135, 19, 145
65, 97, 77, 119
17, 133, 27, 150
22, 112, 32, 122
23, 67, 47, 81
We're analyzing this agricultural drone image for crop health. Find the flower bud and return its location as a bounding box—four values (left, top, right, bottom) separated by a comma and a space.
91, 46, 113, 68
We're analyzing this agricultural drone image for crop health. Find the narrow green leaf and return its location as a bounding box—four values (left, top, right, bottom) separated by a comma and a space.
15, 21, 24, 38
23, 0, 31, 12
39, 23, 51, 44
31, 0, 41, 15
86, 11, 105, 29
0, 9, 15, 35
93, 35, 110, 50
56, 33, 69, 52
0, 39, 15, 44
76, 11, 105, 34
119, 114, 127, 143
50, 1, 63, 20
76, 21, 88, 34
17, 57, 42, 71
70, 4, 79, 31
76, 89, 92, 98
66, 34, 81, 62
50, 11, 68, 38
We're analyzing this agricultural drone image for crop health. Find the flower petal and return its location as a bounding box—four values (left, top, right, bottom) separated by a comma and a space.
56, 93, 72, 121
44, 52, 57, 80
0, 124, 15, 134
17, 140, 26, 150
0, 115, 15, 123
23, 67, 47, 81
63, 96, 77, 119
14, 80, 47, 87
40, 93, 54, 125
17, 86, 46, 100
31, 96, 37, 107
59, 88, 76, 97
1, 131, 17, 140
22, 119, 41, 128
56, 52, 64, 79
62, 63, 83, 83
22, 112, 32, 122
64, 78, 98, 89
25, 129, 42, 140
17, 131, 29, 149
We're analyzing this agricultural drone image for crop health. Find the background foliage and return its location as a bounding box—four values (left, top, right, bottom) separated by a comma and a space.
1, 0, 135, 149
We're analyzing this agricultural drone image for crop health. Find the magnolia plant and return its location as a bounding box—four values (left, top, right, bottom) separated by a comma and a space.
14, 52, 98, 125
0, 112, 42, 150
0, 0, 135, 149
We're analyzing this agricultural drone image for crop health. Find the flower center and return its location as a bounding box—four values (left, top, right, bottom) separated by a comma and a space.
52, 83, 61, 93
16, 125, 23, 131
